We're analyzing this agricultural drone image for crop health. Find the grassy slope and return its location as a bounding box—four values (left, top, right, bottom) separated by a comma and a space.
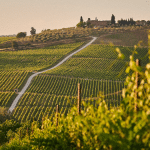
93, 29, 148, 47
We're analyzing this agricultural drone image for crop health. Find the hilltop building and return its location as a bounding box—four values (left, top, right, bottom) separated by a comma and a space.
135, 20, 147, 26
87, 18, 111, 28
86, 17, 149, 28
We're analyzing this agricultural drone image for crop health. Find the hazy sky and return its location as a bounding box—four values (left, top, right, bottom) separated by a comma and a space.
0, 0, 150, 36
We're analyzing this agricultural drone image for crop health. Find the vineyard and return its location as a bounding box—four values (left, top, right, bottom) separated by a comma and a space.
0, 92, 16, 107
0, 71, 30, 91
0, 42, 84, 108
27, 75, 124, 98
0, 71, 30, 107
0, 29, 149, 149
10, 42, 149, 122
1, 31, 149, 123
12, 76, 124, 122
45, 44, 148, 80
0, 42, 84, 71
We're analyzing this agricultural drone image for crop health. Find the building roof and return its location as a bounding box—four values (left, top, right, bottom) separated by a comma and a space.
87, 20, 111, 27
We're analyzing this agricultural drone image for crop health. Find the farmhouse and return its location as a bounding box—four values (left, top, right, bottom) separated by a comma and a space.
135, 20, 147, 26
87, 18, 111, 28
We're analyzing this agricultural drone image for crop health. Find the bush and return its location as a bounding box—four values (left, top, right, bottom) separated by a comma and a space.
16, 32, 26, 38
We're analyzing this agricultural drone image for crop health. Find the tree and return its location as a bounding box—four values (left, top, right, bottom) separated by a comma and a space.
0, 107, 10, 123
80, 16, 83, 22
147, 20, 150, 25
87, 21, 91, 28
76, 16, 86, 28
76, 21, 86, 28
16, 32, 26, 38
30, 27, 36, 35
111, 14, 115, 25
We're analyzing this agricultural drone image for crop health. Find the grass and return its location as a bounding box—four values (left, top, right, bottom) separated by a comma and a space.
93, 29, 148, 47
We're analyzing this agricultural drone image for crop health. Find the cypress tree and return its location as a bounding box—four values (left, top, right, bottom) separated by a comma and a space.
80, 16, 83, 22
111, 14, 115, 25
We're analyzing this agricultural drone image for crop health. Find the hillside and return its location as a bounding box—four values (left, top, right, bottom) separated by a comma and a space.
1, 26, 148, 122
0, 26, 150, 148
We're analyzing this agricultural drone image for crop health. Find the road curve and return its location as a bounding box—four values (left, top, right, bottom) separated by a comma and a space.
8, 37, 97, 112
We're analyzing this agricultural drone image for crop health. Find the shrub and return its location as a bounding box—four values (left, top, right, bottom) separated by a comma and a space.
30, 27, 36, 35
16, 32, 26, 38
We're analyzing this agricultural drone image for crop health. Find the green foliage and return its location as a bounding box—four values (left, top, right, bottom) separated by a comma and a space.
0, 119, 21, 145
30, 27, 36, 35
76, 22, 86, 28
16, 32, 26, 38
0, 107, 10, 123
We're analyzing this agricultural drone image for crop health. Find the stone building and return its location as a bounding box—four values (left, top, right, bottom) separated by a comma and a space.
135, 20, 147, 26
87, 18, 111, 28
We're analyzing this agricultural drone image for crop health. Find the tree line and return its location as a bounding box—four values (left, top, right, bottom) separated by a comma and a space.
77, 14, 150, 28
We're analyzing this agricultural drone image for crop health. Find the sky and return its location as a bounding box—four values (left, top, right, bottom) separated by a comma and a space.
0, 0, 150, 36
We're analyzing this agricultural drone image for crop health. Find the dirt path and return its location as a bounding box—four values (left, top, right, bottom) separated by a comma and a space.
8, 37, 97, 112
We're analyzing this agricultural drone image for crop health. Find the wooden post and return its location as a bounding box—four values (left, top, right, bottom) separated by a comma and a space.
78, 83, 81, 115
56, 105, 59, 126
135, 59, 140, 112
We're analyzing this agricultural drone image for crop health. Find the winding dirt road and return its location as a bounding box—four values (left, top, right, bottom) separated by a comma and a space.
8, 37, 97, 112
